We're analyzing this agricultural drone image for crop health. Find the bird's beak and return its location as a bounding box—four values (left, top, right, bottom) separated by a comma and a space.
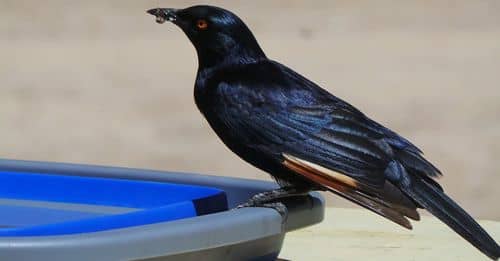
147, 8, 178, 24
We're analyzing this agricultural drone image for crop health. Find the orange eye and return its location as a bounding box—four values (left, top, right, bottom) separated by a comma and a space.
196, 19, 208, 30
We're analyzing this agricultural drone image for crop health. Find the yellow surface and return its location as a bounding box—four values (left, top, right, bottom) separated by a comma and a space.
280, 208, 500, 261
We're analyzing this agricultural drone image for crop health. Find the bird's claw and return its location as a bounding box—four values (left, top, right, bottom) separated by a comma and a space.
235, 201, 289, 224
261, 202, 289, 222
235, 201, 255, 208
251, 191, 279, 202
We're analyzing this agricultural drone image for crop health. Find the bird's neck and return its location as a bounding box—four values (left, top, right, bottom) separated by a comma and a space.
195, 38, 266, 70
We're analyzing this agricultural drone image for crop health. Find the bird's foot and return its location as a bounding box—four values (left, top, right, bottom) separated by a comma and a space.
237, 201, 288, 223
240, 187, 310, 206
235, 187, 309, 223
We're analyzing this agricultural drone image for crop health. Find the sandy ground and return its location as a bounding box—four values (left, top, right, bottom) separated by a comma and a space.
281, 208, 500, 260
1, 1, 499, 219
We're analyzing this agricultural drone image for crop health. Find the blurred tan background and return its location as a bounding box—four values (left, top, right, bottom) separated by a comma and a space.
1, 1, 499, 219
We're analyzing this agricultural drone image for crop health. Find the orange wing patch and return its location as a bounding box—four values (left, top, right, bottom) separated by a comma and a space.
282, 153, 360, 189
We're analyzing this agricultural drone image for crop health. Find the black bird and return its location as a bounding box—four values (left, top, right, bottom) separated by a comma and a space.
147, 5, 500, 260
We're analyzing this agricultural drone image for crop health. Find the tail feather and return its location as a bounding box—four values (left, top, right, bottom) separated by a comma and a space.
401, 176, 500, 260
326, 186, 413, 229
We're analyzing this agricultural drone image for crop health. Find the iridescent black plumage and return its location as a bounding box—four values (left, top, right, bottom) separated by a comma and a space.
147, 5, 500, 259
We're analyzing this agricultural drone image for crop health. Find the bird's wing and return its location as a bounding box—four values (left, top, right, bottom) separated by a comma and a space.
214, 61, 438, 185
216, 78, 421, 226
211, 61, 442, 226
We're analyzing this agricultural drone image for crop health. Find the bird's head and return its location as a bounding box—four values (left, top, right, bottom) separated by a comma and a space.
147, 5, 266, 69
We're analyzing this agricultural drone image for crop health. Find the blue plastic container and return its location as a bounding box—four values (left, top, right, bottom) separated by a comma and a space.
0, 171, 227, 237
